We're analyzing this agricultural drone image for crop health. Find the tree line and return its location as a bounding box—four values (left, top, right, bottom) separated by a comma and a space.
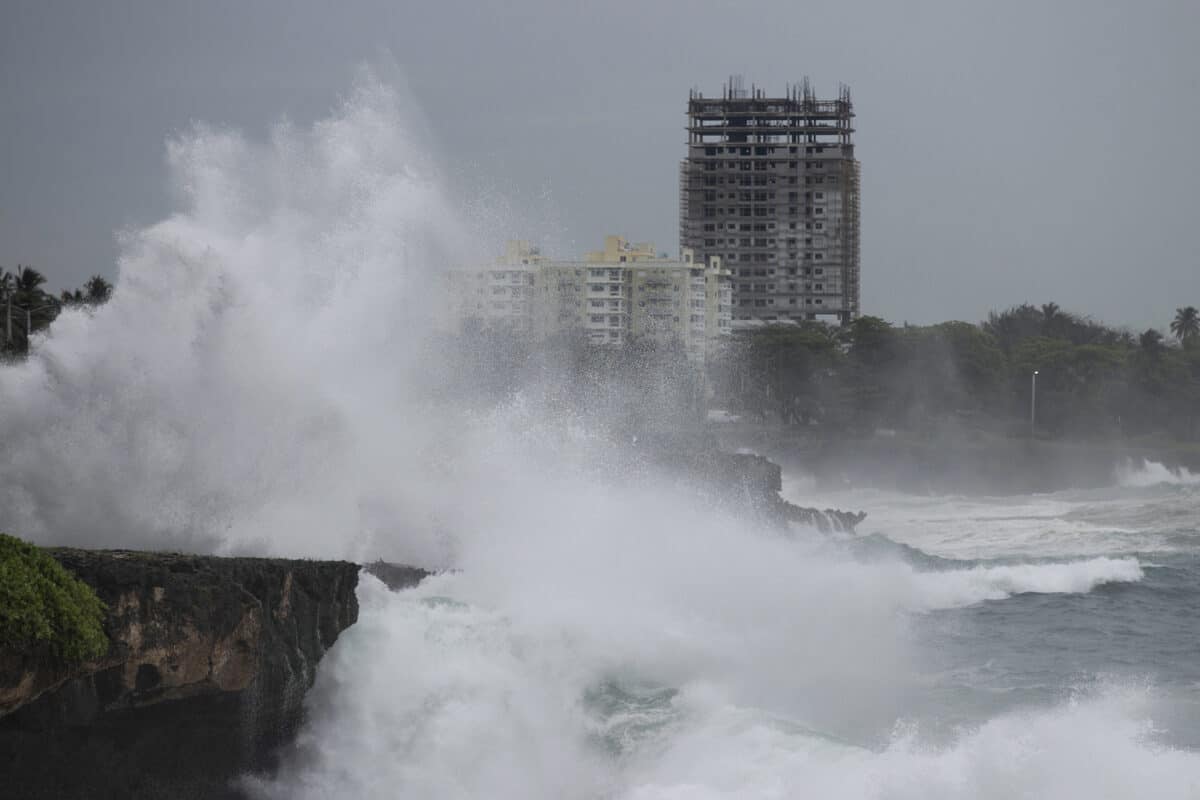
715, 303, 1200, 440
0, 266, 113, 356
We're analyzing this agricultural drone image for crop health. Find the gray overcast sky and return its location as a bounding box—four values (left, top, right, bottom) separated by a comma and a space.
2, 0, 1198, 328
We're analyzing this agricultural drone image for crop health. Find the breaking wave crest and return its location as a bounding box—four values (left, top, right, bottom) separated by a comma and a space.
909, 556, 1144, 611
1117, 459, 1200, 488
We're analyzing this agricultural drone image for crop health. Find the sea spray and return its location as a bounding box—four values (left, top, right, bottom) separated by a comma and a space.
0, 70, 1197, 799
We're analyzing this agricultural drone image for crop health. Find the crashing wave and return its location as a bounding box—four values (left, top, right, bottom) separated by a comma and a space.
1116, 459, 1200, 488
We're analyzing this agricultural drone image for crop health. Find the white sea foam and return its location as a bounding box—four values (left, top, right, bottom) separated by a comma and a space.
1117, 459, 1200, 488
785, 481, 1181, 560
0, 71, 1193, 799
247, 575, 1195, 800
908, 557, 1143, 611
620, 685, 1200, 800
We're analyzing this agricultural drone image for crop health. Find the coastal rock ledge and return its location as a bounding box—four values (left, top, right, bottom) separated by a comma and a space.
0, 549, 360, 800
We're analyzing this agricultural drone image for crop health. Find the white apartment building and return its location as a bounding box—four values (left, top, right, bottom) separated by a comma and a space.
448, 236, 732, 361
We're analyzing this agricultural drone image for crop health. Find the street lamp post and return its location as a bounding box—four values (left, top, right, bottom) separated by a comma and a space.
1030, 370, 1039, 437
14, 304, 57, 352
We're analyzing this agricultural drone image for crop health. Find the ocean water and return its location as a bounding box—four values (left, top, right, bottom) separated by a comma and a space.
241, 459, 1200, 799
2, 71, 1199, 797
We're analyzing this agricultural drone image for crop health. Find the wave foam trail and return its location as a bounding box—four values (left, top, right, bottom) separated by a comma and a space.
909, 557, 1144, 611
249, 577, 1200, 800
1117, 459, 1200, 488
621, 686, 1200, 799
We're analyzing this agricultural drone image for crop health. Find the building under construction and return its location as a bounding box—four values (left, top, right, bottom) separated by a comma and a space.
680, 77, 860, 324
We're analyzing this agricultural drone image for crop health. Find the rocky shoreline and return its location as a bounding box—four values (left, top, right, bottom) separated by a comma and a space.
0, 550, 361, 799
0, 447, 861, 798
637, 431, 867, 532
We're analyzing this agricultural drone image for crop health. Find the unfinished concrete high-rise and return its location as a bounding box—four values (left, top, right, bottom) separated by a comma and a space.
680, 77, 860, 325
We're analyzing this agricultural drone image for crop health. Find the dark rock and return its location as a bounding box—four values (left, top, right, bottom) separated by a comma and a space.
363, 560, 433, 591
0, 550, 359, 799
635, 432, 866, 532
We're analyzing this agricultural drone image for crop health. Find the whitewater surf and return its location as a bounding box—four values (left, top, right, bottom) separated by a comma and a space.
3, 73, 1199, 798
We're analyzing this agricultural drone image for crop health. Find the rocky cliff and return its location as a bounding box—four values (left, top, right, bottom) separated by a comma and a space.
0, 550, 360, 799
637, 432, 866, 532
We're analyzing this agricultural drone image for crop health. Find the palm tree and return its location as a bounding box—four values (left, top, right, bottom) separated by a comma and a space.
14, 265, 47, 293
83, 275, 113, 304
1041, 302, 1062, 337
1170, 306, 1199, 346
1139, 328, 1164, 355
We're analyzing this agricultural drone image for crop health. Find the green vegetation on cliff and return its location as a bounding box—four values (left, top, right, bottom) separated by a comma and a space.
0, 534, 108, 662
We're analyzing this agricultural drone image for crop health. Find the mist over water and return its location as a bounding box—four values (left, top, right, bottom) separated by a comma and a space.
4, 74, 1200, 797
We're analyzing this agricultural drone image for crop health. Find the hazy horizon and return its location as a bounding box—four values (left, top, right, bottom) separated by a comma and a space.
2, 0, 1197, 330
